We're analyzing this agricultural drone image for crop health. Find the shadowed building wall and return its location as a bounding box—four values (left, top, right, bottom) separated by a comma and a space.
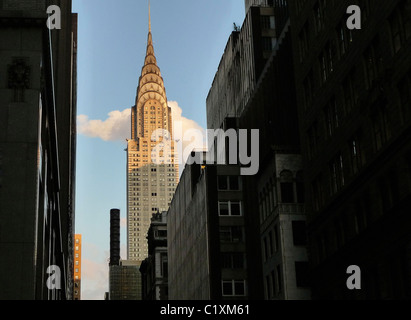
0, 0, 77, 300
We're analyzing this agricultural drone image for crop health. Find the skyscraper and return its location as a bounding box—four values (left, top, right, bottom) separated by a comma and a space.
74, 234, 82, 300
126, 4, 178, 264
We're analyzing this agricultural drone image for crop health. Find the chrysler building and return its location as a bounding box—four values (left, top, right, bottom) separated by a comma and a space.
126, 4, 178, 262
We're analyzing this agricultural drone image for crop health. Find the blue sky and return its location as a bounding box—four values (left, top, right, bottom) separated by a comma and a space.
72, 0, 245, 299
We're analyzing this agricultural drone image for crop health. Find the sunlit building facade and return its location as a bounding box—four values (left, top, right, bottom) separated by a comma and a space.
126, 6, 178, 266
74, 234, 82, 300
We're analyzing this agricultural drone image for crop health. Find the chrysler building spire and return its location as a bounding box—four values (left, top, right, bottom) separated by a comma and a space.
148, 0, 151, 33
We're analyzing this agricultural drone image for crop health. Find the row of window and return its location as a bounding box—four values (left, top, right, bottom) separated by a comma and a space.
310, 96, 405, 210
301, 1, 410, 113
307, 67, 411, 171
313, 165, 405, 265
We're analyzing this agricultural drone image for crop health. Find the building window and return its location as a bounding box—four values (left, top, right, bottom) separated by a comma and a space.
280, 170, 294, 203
271, 270, 276, 298
218, 201, 242, 216
371, 104, 391, 152
218, 175, 240, 190
329, 153, 345, 194
389, 0, 411, 54
378, 171, 400, 213
307, 121, 319, 160
219, 226, 244, 243
298, 23, 310, 63
273, 225, 279, 252
342, 69, 358, 115
161, 253, 168, 278
292, 221, 307, 246
296, 171, 305, 203
349, 134, 365, 175
337, 23, 353, 57
222, 280, 246, 297
311, 175, 324, 211
398, 74, 411, 123
280, 183, 294, 203
363, 38, 382, 90
313, 0, 326, 34
262, 37, 276, 51
261, 15, 275, 29
155, 230, 167, 238
295, 261, 310, 287
266, 275, 272, 299
319, 53, 328, 84
335, 218, 346, 248
276, 265, 282, 294
316, 233, 327, 262
319, 41, 336, 85
263, 237, 269, 262
324, 97, 339, 137
302, 70, 314, 111
268, 231, 274, 256
221, 253, 245, 269
296, 0, 308, 14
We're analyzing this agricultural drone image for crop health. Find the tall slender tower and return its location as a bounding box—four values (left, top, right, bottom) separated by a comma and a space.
127, 3, 179, 263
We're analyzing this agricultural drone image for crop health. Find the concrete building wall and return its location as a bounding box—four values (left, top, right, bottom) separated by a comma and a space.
259, 152, 310, 300
206, 6, 277, 130
167, 164, 211, 300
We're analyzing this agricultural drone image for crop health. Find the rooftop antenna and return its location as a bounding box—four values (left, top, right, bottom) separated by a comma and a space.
149, 0, 151, 33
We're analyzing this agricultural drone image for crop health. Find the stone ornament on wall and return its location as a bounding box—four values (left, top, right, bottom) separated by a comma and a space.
8, 58, 30, 102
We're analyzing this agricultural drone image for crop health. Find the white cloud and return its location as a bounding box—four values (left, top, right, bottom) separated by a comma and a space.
77, 101, 207, 164
77, 109, 131, 141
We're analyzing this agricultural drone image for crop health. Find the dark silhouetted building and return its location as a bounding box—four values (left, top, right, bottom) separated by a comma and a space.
108, 208, 141, 300
140, 211, 168, 300
288, 0, 411, 299
110, 209, 121, 266
109, 260, 141, 300
0, 0, 77, 300
203, 1, 311, 299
